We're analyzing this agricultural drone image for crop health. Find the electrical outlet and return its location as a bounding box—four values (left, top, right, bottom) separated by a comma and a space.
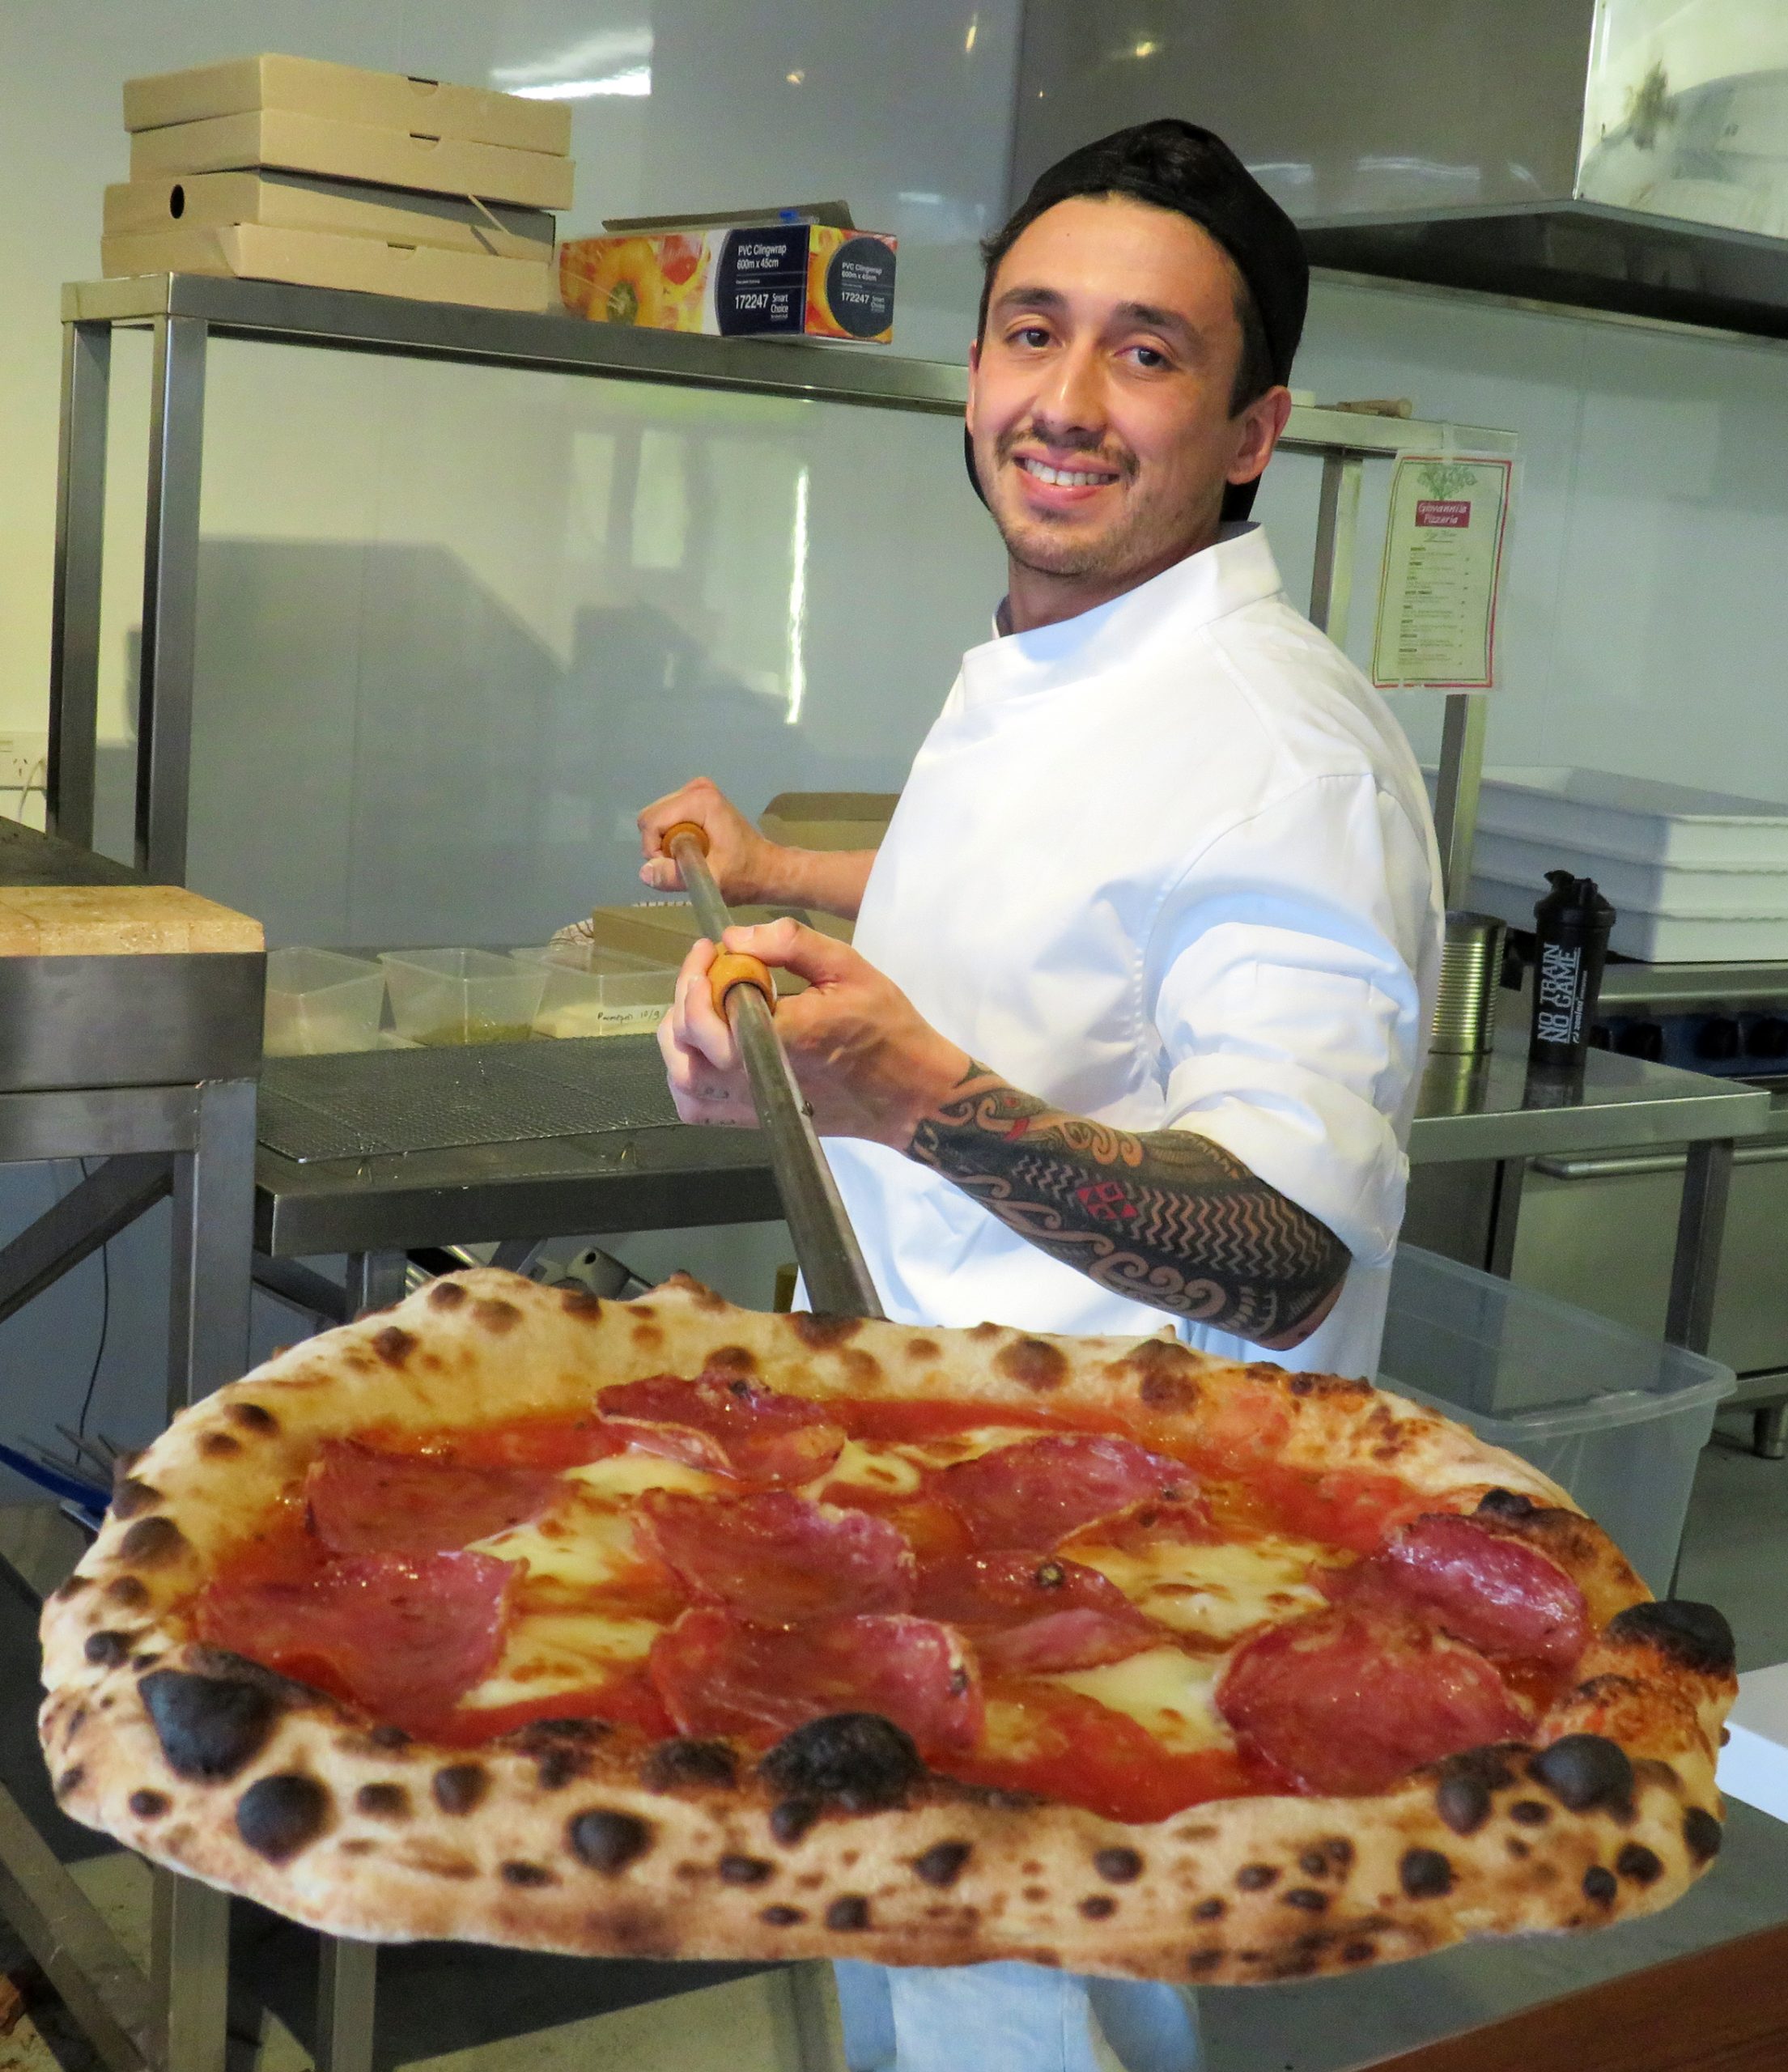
0, 734, 49, 792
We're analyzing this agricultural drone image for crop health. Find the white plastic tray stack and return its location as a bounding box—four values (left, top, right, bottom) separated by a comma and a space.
104, 54, 574, 312
1467, 766, 1788, 962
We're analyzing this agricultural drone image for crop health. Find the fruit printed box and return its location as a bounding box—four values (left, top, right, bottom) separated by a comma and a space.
559, 223, 895, 342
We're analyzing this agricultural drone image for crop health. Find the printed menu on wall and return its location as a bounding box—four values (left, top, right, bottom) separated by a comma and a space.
1370, 455, 1514, 689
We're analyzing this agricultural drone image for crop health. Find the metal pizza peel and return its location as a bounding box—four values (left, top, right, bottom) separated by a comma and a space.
659, 821, 885, 1323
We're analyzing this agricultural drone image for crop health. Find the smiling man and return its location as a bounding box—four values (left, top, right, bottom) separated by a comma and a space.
638, 123, 1443, 2069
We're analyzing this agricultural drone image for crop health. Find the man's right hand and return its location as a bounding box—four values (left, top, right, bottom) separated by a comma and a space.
638, 778, 779, 903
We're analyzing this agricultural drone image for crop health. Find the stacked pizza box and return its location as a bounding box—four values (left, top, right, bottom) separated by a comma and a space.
104, 54, 574, 312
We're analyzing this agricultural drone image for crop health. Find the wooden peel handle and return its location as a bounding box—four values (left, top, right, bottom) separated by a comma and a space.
710, 950, 775, 1013
662, 819, 709, 859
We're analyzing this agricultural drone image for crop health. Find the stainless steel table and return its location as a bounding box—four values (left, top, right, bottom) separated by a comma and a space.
1412, 1043, 1773, 1357
0, 821, 261, 2072
255, 1038, 1771, 1351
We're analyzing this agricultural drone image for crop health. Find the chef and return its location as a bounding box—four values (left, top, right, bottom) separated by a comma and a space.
640, 120, 1442, 2072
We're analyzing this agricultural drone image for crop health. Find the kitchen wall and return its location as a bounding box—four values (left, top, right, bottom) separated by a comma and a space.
4, 2, 1788, 1477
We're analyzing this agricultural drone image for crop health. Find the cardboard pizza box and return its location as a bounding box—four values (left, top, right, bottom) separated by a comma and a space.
105, 172, 555, 261
123, 53, 570, 158
102, 222, 552, 314
582, 903, 812, 987
758, 791, 898, 852
130, 109, 574, 213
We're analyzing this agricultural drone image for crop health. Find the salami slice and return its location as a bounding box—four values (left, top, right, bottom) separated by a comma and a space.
597, 1374, 846, 1485
913, 1552, 1160, 1675
1216, 1607, 1531, 1795
648, 1608, 983, 1751
305, 1440, 557, 1556
1321, 1514, 1589, 1669
1060, 1495, 1219, 1556
196, 1550, 515, 1725
635, 1488, 915, 1623
933, 1433, 1188, 1551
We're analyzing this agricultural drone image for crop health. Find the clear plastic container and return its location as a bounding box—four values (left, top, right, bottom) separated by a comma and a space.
1472, 766, 1788, 871
378, 948, 546, 1047
262, 948, 386, 1057
1378, 1245, 1735, 1593
512, 941, 677, 1038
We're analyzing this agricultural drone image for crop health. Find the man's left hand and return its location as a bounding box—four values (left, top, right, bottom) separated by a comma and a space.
658, 919, 969, 1150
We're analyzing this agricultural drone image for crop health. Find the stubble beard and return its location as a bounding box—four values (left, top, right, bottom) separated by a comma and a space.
984, 428, 1166, 585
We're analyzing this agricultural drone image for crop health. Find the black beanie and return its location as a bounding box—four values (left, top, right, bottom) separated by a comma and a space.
968, 119, 1308, 524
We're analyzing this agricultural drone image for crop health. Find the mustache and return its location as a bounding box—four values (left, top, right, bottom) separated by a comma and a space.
993, 425, 1137, 482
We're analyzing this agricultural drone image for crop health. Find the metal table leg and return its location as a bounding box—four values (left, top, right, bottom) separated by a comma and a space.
1665, 1137, 1734, 1357
316, 1936, 377, 2072
1755, 1406, 1788, 1462
784, 1959, 849, 2071
151, 1870, 230, 2072
1484, 1157, 1527, 1279
1308, 452, 1363, 643
158, 1076, 256, 2069
138, 312, 210, 883
345, 1250, 406, 1316
48, 318, 113, 849
167, 1079, 256, 1414
0, 1783, 155, 2072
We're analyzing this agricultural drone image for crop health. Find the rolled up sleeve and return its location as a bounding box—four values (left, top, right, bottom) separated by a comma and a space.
1148, 774, 1436, 1271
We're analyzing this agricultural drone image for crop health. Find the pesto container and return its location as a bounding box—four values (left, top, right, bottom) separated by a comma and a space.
378, 948, 546, 1047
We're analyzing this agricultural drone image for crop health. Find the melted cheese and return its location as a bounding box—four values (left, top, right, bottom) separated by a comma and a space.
461, 1611, 662, 1711
1047, 1646, 1227, 1753
1070, 1534, 1332, 1644
823, 1438, 924, 1497
565, 1452, 723, 1501
461, 1454, 722, 1709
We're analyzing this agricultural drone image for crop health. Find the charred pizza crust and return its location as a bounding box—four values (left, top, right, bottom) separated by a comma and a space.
39, 1270, 1735, 1985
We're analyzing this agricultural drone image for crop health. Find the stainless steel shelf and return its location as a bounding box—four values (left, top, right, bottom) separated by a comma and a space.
1597, 959, 1788, 1012
60, 270, 1509, 455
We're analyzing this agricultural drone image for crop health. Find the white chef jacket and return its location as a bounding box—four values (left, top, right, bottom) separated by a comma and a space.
823, 523, 1443, 1379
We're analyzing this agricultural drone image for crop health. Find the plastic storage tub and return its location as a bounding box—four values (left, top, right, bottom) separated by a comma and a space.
1378, 1245, 1734, 1592
262, 947, 385, 1056
1469, 873, 1788, 963
1473, 767, 1788, 871
378, 949, 546, 1047
512, 941, 677, 1038
1474, 830, 1788, 918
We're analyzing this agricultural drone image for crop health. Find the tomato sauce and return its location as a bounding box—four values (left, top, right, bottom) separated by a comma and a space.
941, 1682, 1285, 1824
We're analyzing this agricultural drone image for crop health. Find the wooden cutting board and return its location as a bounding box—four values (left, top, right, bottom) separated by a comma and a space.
0, 885, 263, 957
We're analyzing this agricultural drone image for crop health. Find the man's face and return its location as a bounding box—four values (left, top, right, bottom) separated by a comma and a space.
966, 195, 1286, 598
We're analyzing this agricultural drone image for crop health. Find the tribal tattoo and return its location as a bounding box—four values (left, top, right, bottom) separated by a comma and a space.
906, 1063, 1348, 1345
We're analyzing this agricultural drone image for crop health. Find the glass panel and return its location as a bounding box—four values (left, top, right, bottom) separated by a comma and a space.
1581, 0, 1788, 235
186, 342, 1005, 949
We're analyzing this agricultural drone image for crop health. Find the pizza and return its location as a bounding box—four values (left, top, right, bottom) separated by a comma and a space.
39, 1268, 1735, 1985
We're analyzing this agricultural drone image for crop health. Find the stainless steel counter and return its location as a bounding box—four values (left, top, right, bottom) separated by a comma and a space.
253, 1034, 1769, 1263
1411, 1044, 1772, 1164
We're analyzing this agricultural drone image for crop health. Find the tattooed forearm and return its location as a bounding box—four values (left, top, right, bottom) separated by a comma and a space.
905, 1063, 1348, 1345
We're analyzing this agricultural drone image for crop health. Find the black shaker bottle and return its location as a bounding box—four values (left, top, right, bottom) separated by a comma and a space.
1529, 871, 1616, 1068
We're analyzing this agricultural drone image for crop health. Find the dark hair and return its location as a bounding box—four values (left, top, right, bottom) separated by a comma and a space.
979, 193, 1276, 418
